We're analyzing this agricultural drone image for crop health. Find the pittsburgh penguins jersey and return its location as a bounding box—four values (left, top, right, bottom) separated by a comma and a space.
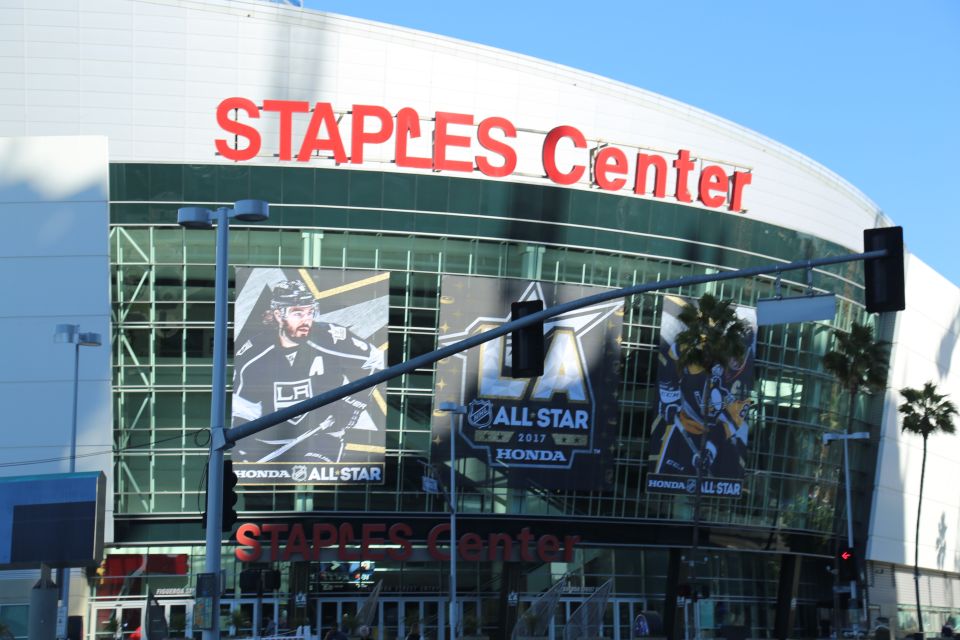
231, 322, 385, 464
652, 340, 750, 476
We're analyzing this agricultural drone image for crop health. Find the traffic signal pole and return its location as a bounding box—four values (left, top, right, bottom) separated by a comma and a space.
202, 207, 230, 640
825, 430, 870, 635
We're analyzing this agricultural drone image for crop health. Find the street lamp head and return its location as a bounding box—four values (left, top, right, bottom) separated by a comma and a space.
78, 332, 102, 347
233, 199, 270, 222
54, 323, 79, 343
54, 324, 102, 347
177, 207, 214, 229
439, 402, 467, 414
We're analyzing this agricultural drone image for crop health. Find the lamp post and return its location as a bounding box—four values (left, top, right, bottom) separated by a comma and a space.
177, 200, 269, 640
53, 323, 102, 640
438, 402, 466, 640
823, 431, 869, 636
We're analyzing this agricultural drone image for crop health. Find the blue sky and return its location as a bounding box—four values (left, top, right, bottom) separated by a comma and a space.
306, 1, 958, 284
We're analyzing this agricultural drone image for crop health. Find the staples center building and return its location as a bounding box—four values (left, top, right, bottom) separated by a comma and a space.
2, 1, 959, 639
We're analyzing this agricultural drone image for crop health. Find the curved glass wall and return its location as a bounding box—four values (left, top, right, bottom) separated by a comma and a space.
107, 163, 883, 636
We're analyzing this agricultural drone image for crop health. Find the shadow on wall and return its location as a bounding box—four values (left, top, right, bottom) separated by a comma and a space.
936, 512, 947, 570
936, 304, 960, 379
955, 508, 960, 573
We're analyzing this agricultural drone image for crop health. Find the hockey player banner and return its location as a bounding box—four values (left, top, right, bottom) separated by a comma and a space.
646, 295, 757, 497
231, 268, 389, 485
432, 276, 623, 490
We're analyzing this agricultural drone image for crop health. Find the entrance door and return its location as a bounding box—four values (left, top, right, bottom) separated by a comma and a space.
384, 598, 445, 640
542, 596, 647, 640
314, 597, 447, 640
162, 601, 193, 639
396, 598, 444, 640
611, 598, 648, 640
90, 604, 142, 640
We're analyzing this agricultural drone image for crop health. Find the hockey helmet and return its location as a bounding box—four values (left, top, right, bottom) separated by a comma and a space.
269, 280, 315, 310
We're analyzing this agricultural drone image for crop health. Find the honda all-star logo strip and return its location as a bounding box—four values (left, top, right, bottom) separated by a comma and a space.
432, 278, 624, 490
214, 98, 753, 213
234, 463, 383, 485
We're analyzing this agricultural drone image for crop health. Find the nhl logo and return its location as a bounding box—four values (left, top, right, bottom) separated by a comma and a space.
292, 465, 308, 482
467, 399, 493, 428
685, 478, 697, 494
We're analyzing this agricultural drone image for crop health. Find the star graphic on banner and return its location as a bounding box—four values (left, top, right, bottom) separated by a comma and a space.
436, 281, 624, 405
436, 379, 447, 391
438, 281, 623, 355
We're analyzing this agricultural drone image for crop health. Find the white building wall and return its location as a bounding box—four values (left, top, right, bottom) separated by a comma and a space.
1, 0, 889, 256
868, 255, 960, 575
0, 136, 113, 538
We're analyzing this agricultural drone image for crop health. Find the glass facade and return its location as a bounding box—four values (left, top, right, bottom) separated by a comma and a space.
107, 163, 882, 639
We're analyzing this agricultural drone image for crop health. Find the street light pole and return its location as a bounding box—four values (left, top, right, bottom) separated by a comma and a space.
439, 402, 466, 640
178, 200, 268, 640
823, 431, 869, 636
53, 324, 102, 640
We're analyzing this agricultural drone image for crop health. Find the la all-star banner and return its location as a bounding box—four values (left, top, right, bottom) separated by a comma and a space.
431, 276, 624, 490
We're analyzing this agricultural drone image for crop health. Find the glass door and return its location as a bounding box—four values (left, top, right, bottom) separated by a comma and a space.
410, 599, 441, 640
316, 599, 361, 638
313, 597, 446, 640
380, 600, 399, 640
90, 604, 142, 640
612, 599, 648, 640
163, 602, 193, 639
229, 600, 258, 638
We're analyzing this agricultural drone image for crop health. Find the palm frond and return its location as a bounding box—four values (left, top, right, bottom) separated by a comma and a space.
822, 321, 889, 394
675, 293, 749, 370
899, 381, 958, 439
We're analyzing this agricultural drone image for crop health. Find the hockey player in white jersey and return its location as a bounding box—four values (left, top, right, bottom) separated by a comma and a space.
232, 280, 385, 465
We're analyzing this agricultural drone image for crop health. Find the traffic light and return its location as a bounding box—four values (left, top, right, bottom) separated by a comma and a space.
262, 569, 281, 591
838, 545, 856, 582
222, 460, 239, 531
863, 226, 905, 313
239, 569, 262, 596
202, 459, 239, 532
511, 300, 544, 378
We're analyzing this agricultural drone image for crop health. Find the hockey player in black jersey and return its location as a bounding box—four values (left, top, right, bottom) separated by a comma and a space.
232, 279, 385, 466
650, 328, 753, 480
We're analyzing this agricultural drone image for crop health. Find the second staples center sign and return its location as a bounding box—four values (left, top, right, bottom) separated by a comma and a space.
432, 277, 623, 490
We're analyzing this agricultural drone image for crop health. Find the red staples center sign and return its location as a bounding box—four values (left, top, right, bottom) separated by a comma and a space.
235, 522, 580, 564
215, 98, 753, 213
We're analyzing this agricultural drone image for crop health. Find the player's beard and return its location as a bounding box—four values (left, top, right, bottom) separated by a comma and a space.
282, 321, 311, 344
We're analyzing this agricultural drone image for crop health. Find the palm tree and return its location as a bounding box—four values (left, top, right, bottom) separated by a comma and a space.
899, 382, 957, 637
674, 292, 749, 634
822, 320, 889, 500
823, 322, 890, 413
822, 321, 889, 632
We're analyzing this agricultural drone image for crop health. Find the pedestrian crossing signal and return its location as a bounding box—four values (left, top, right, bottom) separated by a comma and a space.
838, 546, 856, 581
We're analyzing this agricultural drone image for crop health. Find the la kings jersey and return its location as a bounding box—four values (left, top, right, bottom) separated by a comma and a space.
232, 322, 385, 464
